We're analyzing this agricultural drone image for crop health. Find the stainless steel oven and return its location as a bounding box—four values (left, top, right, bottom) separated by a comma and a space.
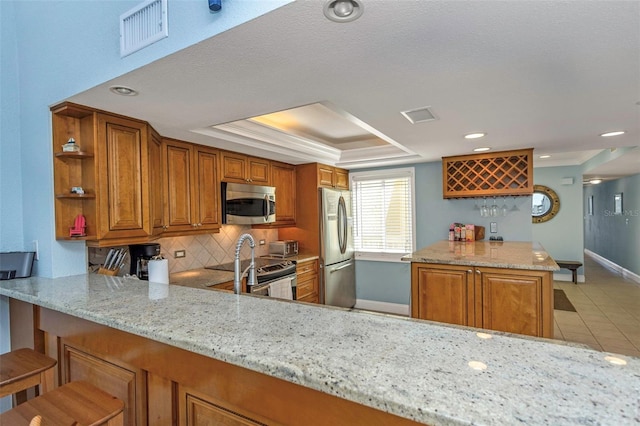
205, 258, 297, 299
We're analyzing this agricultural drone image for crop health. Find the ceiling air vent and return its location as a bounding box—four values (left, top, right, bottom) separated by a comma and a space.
401, 106, 437, 124
120, 0, 168, 58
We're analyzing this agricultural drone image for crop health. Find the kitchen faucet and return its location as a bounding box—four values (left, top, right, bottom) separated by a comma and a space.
233, 233, 258, 295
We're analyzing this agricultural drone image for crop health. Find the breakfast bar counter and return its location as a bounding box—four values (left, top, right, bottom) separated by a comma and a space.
1, 274, 638, 425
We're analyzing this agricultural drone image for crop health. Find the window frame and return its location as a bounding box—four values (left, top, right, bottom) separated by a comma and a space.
350, 167, 416, 263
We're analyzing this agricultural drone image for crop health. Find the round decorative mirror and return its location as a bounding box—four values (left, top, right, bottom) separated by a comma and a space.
532, 185, 560, 223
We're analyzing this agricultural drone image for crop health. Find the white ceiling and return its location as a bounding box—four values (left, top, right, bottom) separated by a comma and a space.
68, 0, 640, 178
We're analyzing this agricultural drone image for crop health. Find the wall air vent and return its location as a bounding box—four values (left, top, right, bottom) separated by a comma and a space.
401, 106, 437, 124
120, 0, 168, 58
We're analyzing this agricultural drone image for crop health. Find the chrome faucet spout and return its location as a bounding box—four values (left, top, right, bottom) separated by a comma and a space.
234, 233, 257, 294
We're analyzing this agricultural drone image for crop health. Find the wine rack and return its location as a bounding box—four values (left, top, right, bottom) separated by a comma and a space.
442, 148, 533, 198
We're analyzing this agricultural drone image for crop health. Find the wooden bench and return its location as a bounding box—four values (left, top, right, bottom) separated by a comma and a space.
556, 260, 582, 284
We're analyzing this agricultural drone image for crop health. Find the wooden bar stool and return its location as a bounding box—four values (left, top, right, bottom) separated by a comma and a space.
0, 348, 56, 404
0, 380, 125, 425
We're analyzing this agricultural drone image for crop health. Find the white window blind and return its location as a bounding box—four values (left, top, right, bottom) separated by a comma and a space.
351, 168, 415, 259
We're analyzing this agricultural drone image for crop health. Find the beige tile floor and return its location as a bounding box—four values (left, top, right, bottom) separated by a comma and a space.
553, 254, 640, 358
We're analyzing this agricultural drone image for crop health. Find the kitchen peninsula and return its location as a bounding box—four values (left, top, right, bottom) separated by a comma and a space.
403, 240, 558, 338
1, 274, 638, 425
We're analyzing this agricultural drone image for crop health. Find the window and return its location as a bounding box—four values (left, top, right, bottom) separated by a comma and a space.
350, 168, 415, 261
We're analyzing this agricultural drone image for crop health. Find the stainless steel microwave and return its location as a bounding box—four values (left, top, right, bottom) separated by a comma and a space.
221, 182, 276, 225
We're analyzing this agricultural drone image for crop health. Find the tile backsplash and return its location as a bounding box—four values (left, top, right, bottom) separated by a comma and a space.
88, 226, 278, 275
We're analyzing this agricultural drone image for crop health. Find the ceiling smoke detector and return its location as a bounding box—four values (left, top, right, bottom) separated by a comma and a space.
323, 0, 364, 23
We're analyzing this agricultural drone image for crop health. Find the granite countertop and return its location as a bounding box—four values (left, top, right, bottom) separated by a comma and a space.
402, 240, 560, 271
170, 268, 233, 289
1, 275, 638, 425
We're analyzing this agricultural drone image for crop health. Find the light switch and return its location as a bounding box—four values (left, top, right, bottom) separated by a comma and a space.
490, 222, 497, 233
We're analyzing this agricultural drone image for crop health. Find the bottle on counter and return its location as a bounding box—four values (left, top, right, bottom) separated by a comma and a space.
449, 224, 454, 241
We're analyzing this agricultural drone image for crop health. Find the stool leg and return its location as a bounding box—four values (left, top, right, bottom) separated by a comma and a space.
573, 269, 578, 284
39, 367, 55, 395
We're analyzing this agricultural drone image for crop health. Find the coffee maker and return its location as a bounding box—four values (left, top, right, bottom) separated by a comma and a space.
129, 243, 161, 280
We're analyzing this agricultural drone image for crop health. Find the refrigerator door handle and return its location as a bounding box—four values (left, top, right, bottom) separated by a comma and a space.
329, 262, 353, 273
338, 195, 347, 254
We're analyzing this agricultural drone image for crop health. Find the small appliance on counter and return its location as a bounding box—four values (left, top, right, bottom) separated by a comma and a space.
129, 243, 161, 280
0, 251, 35, 280
268, 240, 298, 258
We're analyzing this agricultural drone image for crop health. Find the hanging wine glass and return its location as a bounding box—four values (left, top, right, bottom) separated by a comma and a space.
501, 196, 509, 216
480, 197, 489, 217
490, 196, 499, 217
510, 196, 520, 212
473, 198, 481, 212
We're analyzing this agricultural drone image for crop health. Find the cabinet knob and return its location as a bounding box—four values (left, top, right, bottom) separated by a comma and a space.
467, 269, 473, 274
476, 269, 481, 274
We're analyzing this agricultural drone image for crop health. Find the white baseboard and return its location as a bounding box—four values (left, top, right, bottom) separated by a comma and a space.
553, 273, 585, 283
354, 299, 410, 316
584, 249, 640, 285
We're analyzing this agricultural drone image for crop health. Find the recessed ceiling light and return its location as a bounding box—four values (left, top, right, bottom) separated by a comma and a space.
464, 133, 486, 139
109, 85, 138, 96
539, 155, 551, 159
600, 131, 625, 137
589, 178, 602, 184
473, 147, 491, 152
323, 0, 364, 23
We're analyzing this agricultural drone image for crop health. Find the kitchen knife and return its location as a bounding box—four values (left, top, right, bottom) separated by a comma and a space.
113, 249, 127, 271
104, 249, 115, 270
107, 249, 120, 270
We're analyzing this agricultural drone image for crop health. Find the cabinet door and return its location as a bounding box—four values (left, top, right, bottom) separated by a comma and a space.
97, 115, 150, 239
318, 164, 335, 188
194, 146, 220, 231
296, 259, 319, 302
220, 151, 247, 183
149, 128, 164, 235
412, 265, 472, 326
480, 270, 543, 337
179, 386, 266, 426
334, 167, 349, 189
63, 344, 144, 426
164, 139, 195, 233
247, 157, 270, 184
270, 161, 296, 225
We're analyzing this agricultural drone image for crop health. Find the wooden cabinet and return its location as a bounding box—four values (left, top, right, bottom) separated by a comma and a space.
62, 344, 145, 426
179, 386, 267, 426
52, 103, 98, 240
318, 164, 349, 189
296, 259, 319, 303
442, 148, 533, 198
220, 151, 270, 185
163, 139, 221, 234
259, 161, 296, 227
410, 263, 553, 338
149, 127, 164, 236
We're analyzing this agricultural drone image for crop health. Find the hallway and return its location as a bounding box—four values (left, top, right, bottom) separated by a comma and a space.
554, 253, 640, 357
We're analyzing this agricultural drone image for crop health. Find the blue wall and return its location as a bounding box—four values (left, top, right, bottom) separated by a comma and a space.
532, 165, 585, 280
584, 174, 640, 276
1, 0, 291, 278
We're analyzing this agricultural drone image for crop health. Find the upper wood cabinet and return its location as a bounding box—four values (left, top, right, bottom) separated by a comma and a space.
163, 139, 221, 235
149, 127, 164, 236
220, 151, 270, 185
265, 161, 296, 227
442, 148, 533, 198
318, 164, 349, 189
95, 113, 152, 241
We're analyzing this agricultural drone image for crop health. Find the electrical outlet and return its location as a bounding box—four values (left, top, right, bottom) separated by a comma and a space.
490, 222, 497, 233
174, 250, 186, 258
32, 240, 39, 260
259, 239, 266, 246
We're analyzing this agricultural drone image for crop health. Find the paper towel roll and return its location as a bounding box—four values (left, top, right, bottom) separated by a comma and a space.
148, 258, 169, 284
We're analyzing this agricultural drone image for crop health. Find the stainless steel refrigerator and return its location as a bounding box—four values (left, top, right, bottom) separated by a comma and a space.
320, 187, 356, 308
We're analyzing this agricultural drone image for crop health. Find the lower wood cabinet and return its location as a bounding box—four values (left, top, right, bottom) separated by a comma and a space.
296, 259, 319, 303
62, 343, 145, 426
410, 263, 553, 338
180, 386, 267, 426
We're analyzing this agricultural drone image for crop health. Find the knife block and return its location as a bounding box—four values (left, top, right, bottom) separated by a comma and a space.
98, 267, 119, 276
